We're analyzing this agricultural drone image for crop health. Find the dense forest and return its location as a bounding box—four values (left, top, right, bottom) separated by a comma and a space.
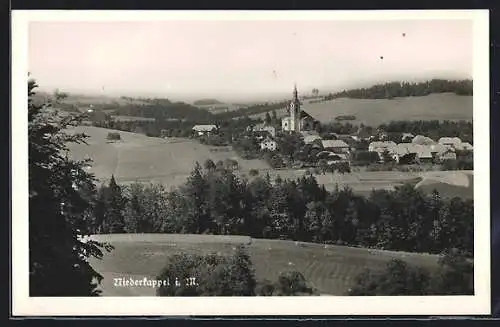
323, 79, 473, 101
193, 99, 224, 106
90, 164, 473, 257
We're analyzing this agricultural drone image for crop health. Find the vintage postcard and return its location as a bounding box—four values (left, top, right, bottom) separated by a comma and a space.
11, 9, 490, 316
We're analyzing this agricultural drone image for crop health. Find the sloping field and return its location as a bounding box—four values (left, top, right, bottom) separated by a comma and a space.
66, 126, 473, 198
416, 170, 473, 199
250, 93, 473, 126
66, 126, 270, 187
88, 234, 441, 296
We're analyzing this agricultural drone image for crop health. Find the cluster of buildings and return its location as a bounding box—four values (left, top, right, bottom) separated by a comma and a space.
193, 85, 473, 168
368, 136, 473, 164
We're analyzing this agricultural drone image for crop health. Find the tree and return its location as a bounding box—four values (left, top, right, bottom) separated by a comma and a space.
182, 162, 210, 233
274, 271, 315, 296
156, 247, 256, 296
98, 175, 126, 233
203, 159, 216, 172
264, 112, 272, 125
271, 110, 278, 125
29, 79, 111, 296
348, 259, 431, 296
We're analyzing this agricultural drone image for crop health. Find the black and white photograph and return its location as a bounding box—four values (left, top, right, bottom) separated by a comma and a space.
12, 10, 490, 316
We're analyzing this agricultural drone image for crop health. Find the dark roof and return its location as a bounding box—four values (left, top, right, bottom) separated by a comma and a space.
299, 110, 315, 120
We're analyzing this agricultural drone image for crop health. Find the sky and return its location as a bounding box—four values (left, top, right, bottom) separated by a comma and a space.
28, 18, 473, 102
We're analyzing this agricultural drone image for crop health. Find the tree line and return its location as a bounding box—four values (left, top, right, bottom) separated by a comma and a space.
91, 163, 473, 257
154, 246, 473, 296
323, 79, 473, 101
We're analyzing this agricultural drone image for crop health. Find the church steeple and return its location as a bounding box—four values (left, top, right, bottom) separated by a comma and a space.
293, 83, 298, 102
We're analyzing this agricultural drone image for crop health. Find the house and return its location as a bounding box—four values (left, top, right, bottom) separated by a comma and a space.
429, 143, 447, 155
322, 140, 350, 153
327, 153, 350, 165
436, 148, 457, 161
303, 134, 322, 145
260, 137, 278, 151
251, 123, 276, 137
417, 147, 434, 163
412, 135, 436, 146
368, 141, 397, 154
355, 126, 374, 141
282, 85, 318, 133
455, 142, 473, 151
438, 137, 462, 149
192, 124, 218, 136
401, 133, 415, 143
395, 143, 433, 163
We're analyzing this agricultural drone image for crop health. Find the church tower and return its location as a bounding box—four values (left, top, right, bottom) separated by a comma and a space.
289, 84, 301, 132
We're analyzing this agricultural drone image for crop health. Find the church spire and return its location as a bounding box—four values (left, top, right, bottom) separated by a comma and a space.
293, 83, 298, 102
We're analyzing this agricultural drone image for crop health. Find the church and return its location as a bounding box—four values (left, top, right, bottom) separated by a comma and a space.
281, 85, 317, 133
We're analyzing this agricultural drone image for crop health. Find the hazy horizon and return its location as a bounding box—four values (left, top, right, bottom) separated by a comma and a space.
29, 18, 473, 103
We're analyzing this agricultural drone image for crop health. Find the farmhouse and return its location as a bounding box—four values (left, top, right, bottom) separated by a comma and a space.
327, 153, 350, 165
412, 135, 436, 146
401, 133, 415, 143
438, 137, 462, 149
282, 85, 317, 133
436, 148, 457, 161
260, 137, 278, 151
455, 142, 473, 151
192, 124, 218, 136
368, 141, 397, 154
303, 134, 322, 145
395, 143, 433, 163
322, 140, 350, 153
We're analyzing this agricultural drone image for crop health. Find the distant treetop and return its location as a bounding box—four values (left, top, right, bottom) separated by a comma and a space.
324, 79, 473, 101
194, 99, 225, 106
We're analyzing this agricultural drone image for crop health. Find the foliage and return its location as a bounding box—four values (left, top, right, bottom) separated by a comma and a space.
324, 79, 473, 101
347, 249, 473, 296
106, 132, 121, 141
29, 79, 112, 296
156, 246, 256, 296
92, 163, 473, 256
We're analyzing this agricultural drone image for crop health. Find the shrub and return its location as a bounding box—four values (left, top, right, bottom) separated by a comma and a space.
249, 169, 259, 177
156, 246, 256, 296
106, 131, 121, 141
274, 271, 315, 296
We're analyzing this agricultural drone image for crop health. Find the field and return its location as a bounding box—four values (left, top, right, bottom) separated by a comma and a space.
67, 126, 473, 198
250, 93, 473, 126
88, 233, 441, 296
67, 126, 271, 188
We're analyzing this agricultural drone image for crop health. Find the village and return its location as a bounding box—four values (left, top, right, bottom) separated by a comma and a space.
191, 85, 474, 173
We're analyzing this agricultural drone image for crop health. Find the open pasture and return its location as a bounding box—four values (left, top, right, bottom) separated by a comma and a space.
67, 126, 270, 187
250, 93, 473, 126
88, 233, 441, 296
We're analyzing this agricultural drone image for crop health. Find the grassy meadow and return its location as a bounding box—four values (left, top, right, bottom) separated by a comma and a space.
88, 234, 442, 296
250, 93, 473, 126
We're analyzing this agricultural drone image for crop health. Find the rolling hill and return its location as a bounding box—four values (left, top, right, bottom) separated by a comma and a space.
88, 233, 442, 296
250, 93, 473, 126
66, 126, 270, 187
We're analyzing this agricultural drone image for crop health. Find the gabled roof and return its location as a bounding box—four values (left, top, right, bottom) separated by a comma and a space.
369, 141, 397, 149
396, 143, 433, 158
299, 110, 315, 120
304, 135, 322, 144
192, 124, 217, 131
322, 139, 349, 149
438, 137, 462, 145
412, 135, 436, 145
